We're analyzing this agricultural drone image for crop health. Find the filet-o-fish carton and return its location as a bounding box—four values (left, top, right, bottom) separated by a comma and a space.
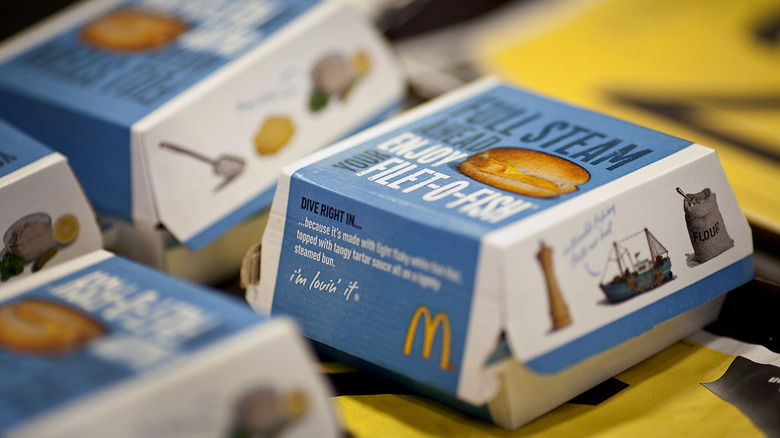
246, 77, 754, 429
0, 250, 341, 438
0, 0, 405, 283
0, 118, 101, 285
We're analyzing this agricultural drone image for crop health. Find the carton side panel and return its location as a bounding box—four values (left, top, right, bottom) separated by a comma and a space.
0, 155, 102, 285
136, 2, 405, 249
316, 340, 494, 423
129, 128, 160, 229
498, 145, 753, 372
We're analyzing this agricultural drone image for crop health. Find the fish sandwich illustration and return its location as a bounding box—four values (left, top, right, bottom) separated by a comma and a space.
80, 9, 188, 52
0, 298, 105, 355
459, 147, 590, 198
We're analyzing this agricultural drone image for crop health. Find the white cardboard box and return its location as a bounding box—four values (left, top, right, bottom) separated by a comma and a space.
247, 77, 754, 429
0, 0, 405, 282
0, 250, 341, 438
0, 118, 101, 285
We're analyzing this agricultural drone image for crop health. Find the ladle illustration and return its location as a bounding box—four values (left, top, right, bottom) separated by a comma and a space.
160, 142, 245, 191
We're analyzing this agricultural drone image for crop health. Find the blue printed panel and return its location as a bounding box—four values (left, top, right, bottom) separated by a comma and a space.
0, 255, 262, 431
0, 119, 52, 179
272, 185, 479, 395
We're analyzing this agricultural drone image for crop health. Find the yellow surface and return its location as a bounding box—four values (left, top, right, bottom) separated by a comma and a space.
334, 339, 762, 437
475, 0, 780, 234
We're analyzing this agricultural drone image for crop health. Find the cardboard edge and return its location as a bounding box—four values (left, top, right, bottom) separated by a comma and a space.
250, 173, 292, 315
455, 242, 503, 405
132, 1, 405, 249
0, 151, 62, 186
129, 128, 161, 230
0, 152, 104, 277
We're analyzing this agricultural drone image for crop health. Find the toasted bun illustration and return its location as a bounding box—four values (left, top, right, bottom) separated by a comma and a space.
459, 148, 590, 198
81, 10, 187, 52
0, 299, 105, 354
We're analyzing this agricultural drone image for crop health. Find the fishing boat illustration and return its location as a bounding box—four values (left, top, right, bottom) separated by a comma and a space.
599, 228, 674, 303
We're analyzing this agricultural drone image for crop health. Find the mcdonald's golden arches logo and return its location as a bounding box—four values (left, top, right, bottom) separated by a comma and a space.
403, 305, 454, 371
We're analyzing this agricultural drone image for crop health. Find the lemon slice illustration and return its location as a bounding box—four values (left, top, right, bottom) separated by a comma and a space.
351, 51, 371, 77
54, 214, 79, 246
254, 116, 295, 155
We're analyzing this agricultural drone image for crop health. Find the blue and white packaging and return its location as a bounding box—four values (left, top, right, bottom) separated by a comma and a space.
247, 77, 754, 429
0, 250, 341, 437
0, 0, 404, 282
0, 118, 101, 285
